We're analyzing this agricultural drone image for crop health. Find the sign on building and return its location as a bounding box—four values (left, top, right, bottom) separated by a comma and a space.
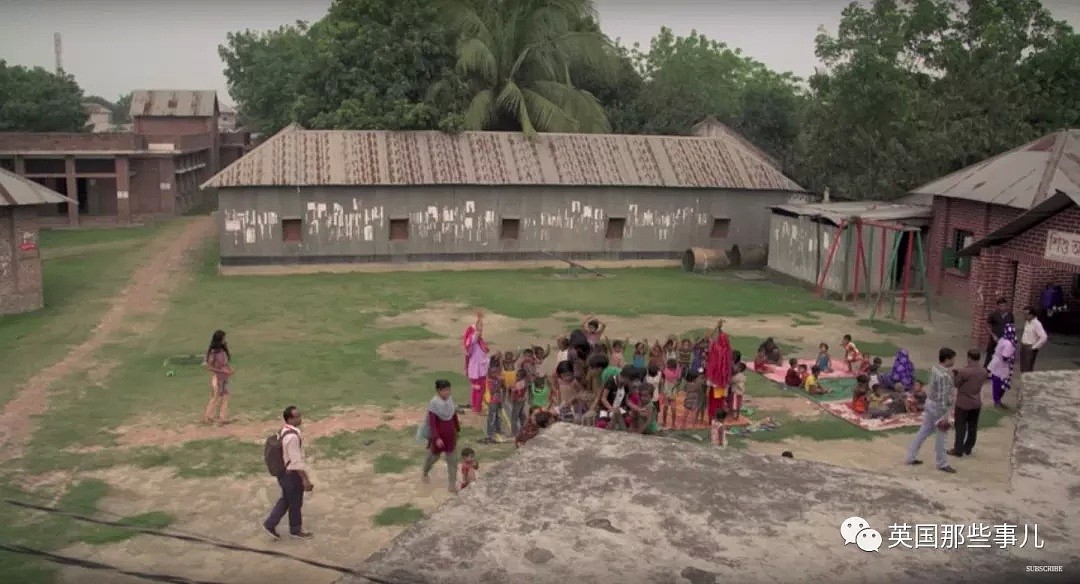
1044, 230, 1080, 265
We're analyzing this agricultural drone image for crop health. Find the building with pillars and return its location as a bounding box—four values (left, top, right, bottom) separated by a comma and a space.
908, 129, 1080, 346
0, 90, 249, 227
0, 168, 74, 315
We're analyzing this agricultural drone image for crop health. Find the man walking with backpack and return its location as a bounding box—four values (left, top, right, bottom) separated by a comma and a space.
263, 405, 314, 539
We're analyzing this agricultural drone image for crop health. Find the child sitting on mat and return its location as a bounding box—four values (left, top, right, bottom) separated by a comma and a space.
867, 383, 893, 419
850, 375, 869, 414
804, 365, 828, 395
753, 348, 770, 373
783, 358, 802, 387
815, 343, 833, 373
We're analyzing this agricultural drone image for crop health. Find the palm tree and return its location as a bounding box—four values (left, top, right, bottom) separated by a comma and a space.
441, 0, 618, 134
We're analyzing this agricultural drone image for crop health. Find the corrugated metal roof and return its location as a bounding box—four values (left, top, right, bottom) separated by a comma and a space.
129, 90, 218, 118
0, 168, 76, 207
960, 190, 1079, 256
911, 129, 1080, 209
201, 124, 805, 191
769, 201, 932, 226
690, 117, 781, 169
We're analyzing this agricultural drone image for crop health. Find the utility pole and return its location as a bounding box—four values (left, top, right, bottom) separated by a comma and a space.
54, 32, 63, 73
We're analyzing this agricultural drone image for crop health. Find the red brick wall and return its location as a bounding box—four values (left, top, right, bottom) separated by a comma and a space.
0, 207, 45, 315
926, 197, 1023, 306
134, 117, 213, 136
965, 205, 1080, 346
0, 133, 141, 151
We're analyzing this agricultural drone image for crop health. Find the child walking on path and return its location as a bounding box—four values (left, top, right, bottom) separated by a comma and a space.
422, 379, 463, 492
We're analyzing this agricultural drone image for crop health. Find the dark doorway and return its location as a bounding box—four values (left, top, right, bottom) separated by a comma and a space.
893, 231, 911, 286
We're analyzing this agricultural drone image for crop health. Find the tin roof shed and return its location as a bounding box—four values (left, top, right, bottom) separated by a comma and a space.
0, 168, 76, 207
129, 90, 218, 118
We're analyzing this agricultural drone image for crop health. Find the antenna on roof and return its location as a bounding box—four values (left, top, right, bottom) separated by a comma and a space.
54, 33, 63, 73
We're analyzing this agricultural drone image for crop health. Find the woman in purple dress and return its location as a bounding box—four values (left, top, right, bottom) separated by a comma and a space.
462, 310, 490, 414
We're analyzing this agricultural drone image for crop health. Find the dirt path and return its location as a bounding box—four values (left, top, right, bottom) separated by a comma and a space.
112, 406, 428, 448
0, 217, 215, 462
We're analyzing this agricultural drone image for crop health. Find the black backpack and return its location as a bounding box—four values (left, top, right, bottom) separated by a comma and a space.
264, 429, 299, 476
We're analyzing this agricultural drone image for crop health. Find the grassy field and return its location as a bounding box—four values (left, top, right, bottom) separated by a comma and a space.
0, 221, 993, 583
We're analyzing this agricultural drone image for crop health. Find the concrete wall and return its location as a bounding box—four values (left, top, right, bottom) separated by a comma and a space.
0, 207, 45, 315
218, 186, 800, 265
768, 213, 926, 295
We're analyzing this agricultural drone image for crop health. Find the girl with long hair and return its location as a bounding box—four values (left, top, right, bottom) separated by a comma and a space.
203, 329, 233, 424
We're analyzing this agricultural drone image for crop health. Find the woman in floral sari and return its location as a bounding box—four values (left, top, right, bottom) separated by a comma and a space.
988, 323, 1018, 409
885, 349, 917, 392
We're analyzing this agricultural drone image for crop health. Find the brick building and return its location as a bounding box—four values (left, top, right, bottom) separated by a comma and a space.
959, 190, 1080, 340
910, 129, 1080, 345
0, 90, 250, 227
0, 168, 73, 315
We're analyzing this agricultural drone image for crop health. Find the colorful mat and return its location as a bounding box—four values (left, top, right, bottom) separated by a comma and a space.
758, 359, 859, 384
818, 401, 925, 431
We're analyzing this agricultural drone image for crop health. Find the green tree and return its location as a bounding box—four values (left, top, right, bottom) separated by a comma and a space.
112, 92, 133, 124
623, 27, 804, 168
0, 60, 87, 132
443, 0, 620, 134
219, 22, 313, 134
295, 0, 461, 131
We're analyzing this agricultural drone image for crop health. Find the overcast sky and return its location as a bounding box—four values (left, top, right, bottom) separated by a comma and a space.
2, 0, 1079, 106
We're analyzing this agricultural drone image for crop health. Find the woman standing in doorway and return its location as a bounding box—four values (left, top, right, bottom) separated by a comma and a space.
203, 330, 233, 424
463, 310, 490, 414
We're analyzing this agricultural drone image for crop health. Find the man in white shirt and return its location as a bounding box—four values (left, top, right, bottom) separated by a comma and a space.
263, 406, 314, 539
1019, 306, 1049, 373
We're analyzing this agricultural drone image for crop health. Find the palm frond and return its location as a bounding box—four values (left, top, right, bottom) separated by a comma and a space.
522, 86, 579, 133
456, 37, 499, 85
441, 0, 493, 45
531, 80, 610, 133
463, 88, 495, 130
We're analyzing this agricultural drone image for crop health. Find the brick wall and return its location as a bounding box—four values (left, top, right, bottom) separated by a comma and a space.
0, 132, 141, 151
134, 117, 214, 136
926, 197, 1023, 308
965, 204, 1080, 346
0, 207, 45, 315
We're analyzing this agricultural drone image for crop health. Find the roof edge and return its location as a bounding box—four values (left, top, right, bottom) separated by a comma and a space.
959, 189, 1079, 256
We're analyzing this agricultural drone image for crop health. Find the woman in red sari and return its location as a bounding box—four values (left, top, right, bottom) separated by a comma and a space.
422, 379, 462, 493
705, 320, 733, 420
462, 310, 490, 414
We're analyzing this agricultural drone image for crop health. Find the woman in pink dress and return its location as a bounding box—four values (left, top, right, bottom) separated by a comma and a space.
705, 320, 733, 421
463, 310, 490, 414
422, 379, 462, 493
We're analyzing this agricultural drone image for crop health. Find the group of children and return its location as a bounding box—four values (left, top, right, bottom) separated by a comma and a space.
475, 316, 746, 448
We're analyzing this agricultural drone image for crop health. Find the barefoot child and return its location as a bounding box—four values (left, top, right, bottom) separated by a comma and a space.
661, 358, 682, 428
482, 358, 507, 444
609, 339, 627, 367
752, 348, 770, 373
632, 341, 647, 369
850, 375, 869, 415
841, 334, 866, 373
710, 408, 728, 448
677, 338, 693, 376
458, 448, 478, 490
645, 365, 663, 426
508, 369, 528, 436
730, 362, 747, 419
681, 370, 705, 429
582, 315, 606, 347
804, 365, 828, 395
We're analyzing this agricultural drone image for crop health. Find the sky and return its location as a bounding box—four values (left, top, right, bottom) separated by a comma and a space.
1, 0, 1079, 106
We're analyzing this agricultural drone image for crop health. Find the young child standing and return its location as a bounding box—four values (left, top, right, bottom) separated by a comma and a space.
661, 359, 682, 428
645, 365, 662, 425
841, 334, 865, 373
555, 337, 570, 365
610, 339, 627, 367
710, 409, 728, 448
508, 369, 529, 436
530, 373, 552, 412
648, 341, 665, 370
676, 338, 693, 375
459, 448, 478, 490
582, 315, 606, 347
730, 362, 747, 419
632, 342, 647, 369
482, 359, 506, 444
681, 370, 704, 429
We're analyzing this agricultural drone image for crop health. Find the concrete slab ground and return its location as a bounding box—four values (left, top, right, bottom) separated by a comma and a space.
347, 371, 1080, 584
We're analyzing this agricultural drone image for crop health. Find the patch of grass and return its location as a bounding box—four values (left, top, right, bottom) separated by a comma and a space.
745, 374, 798, 399
0, 221, 169, 408
518, 326, 541, 336
78, 511, 176, 545
314, 426, 417, 462
372, 454, 416, 474
373, 504, 425, 527
38, 223, 164, 250
792, 317, 822, 328
0, 479, 173, 583
857, 341, 901, 358
856, 318, 925, 336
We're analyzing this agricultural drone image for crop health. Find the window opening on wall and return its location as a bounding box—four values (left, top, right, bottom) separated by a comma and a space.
710, 218, 731, 238
944, 229, 974, 273
606, 217, 626, 240
389, 218, 410, 241
281, 218, 302, 243
500, 218, 520, 240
